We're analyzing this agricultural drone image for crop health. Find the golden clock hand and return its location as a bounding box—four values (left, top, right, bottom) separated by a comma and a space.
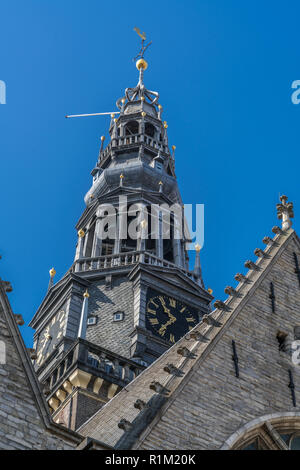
167, 312, 176, 322
158, 315, 177, 335
159, 296, 171, 314
158, 319, 172, 335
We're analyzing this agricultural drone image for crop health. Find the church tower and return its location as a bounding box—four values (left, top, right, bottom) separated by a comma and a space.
29, 53, 213, 430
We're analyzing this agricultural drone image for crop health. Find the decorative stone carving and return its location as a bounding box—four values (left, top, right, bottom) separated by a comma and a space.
276, 195, 294, 230
244, 260, 259, 271
27, 348, 37, 360
234, 273, 247, 283
149, 381, 170, 396
63, 380, 72, 394
254, 248, 266, 258
107, 383, 119, 399
214, 300, 231, 311
118, 419, 133, 432
177, 347, 197, 359
134, 399, 147, 410
49, 397, 60, 412
272, 226, 283, 235
163, 364, 185, 376
187, 330, 210, 343
262, 236, 274, 245
93, 378, 104, 395
2, 280, 12, 292
56, 389, 67, 403
224, 286, 238, 297
202, 314, 222, 327
68, 369, 92, 389
14, 314, 24, 326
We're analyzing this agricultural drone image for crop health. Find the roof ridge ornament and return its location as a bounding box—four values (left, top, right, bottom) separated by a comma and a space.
276, 195, 294, 230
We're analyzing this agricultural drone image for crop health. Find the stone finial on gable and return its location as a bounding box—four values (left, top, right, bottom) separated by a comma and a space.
277, 195, 294, 230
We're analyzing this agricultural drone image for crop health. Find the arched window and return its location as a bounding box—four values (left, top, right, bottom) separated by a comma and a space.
145, 122, 155, 138
223, 415, 300, 450
125, 121, 139, 135
238, 430, 300, 450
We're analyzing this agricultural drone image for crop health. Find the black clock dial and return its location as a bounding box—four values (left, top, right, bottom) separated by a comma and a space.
145, 290, 198, 343
36, 310, 65, 366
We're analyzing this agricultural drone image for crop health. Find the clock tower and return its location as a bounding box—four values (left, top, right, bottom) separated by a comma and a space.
29, 55, 213, 430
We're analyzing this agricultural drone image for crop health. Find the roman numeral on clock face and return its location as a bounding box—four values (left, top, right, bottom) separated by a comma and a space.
169, 334, 175, 343
147, 308, 157, 315
149, 318, 159, 325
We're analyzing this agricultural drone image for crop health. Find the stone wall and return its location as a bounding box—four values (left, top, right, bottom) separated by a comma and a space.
0, 284, 79, 450
138, 236, 300, 449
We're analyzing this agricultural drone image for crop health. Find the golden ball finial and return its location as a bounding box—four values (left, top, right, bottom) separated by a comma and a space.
158, 181, 163, 186
158, 104, 162, 110
172, 145, 176, 151
140, 219, 147, 229
121, 98, 125, 104
49, 267, 56, 278
207, 288, 213, 295
83, 289, 90, 298
101, 135, 105, 141
120, 173, 124, 179
141, 111, 146, 117
114, 118, 117, 123
111, 113, 115, 118
136, 58, 148, 71
141, 96, 145, 101
195, 243, 201, 252
163, 121, 168, 129
78, 229, 85, 238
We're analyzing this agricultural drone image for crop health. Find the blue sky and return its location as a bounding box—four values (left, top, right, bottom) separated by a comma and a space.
0, 0, 299, 346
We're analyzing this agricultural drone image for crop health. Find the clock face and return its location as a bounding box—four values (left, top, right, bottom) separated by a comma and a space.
145, 289, 199, 344
36, 310, 65, 366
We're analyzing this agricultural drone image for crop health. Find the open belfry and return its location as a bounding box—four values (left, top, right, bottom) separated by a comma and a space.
1, 39, 300, 450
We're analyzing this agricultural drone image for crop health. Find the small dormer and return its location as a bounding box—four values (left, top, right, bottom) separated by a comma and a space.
151, 152, 164, 172
91, 167, 103, 184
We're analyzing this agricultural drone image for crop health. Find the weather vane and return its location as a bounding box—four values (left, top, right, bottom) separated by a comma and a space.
65, 28, 152, 120
133, 27, 152, 61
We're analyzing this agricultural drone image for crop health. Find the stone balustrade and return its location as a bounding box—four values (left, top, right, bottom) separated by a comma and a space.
99, 133, 170, 160
72, 250, 199, 284
44, 339, 145, 410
